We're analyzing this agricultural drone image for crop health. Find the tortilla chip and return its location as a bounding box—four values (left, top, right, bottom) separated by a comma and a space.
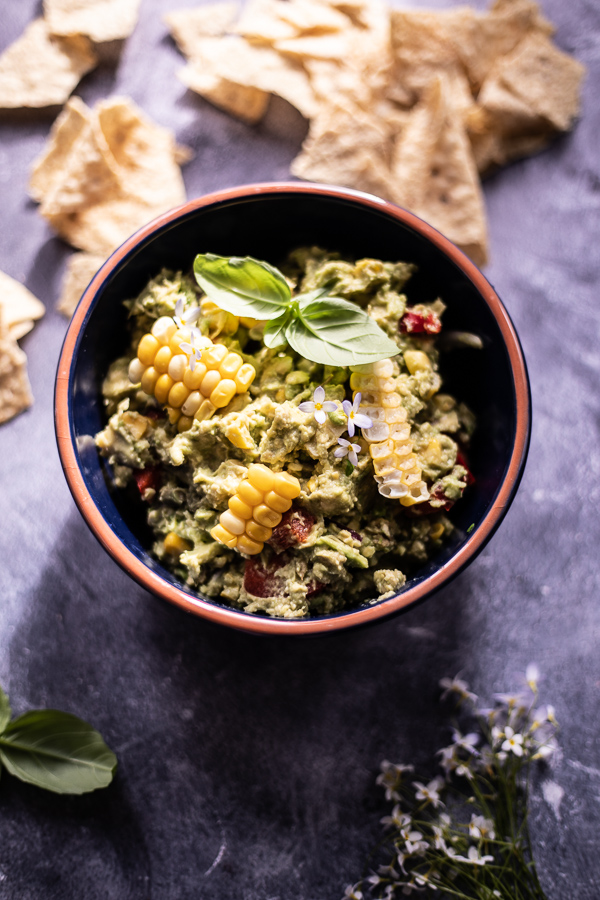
0, 271, 46, 339
389, 76, 488, 267
165, 3, 240, 56
44, 0, 142, 43
0, 315, 33, 425
58, 252, 106, 318
0, 18, 97, 110
235, 0, 350, 45
29, 96, 187, 254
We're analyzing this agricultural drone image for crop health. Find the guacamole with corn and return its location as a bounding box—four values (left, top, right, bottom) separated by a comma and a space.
95, 248, 474, 618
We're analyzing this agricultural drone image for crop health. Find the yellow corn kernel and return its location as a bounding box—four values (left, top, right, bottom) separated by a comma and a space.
164, 532, 192, 555
248, 464, 275, 493
264, 490, 292, 514
154, 345, 173, 374
211, 523, 238, 549
168, 381, 190, 409
202, 343, 228, 368
219, 352, 243, 379
183, 363, 207, 390
138, 334, 160, 366
128, 357, 146, 384
238, 481, 263, 507
194, 399, 216, 421
169, 328, 191, 355
224, 423, 254, 450
155, 373, 174, 405
220, 509, 246, 535
140, 366, 159, 395
167, 407, 181, 425
381, 393, 401, 408
237, 534, 263, 555
151, 316, 177, 344
253, 504, 282, 529
168, 353, 188, 381
404, 350, 432, 374
229, 495, 253, 519
200, 369, 221, 397
245, 520, 272, 542
210, 378, 236, 409
178, 415, 193, 432
423, 438, 443, 466
235, 363, 255, 392
182, 391, 202, 417
201, 299, 219, 315
240, 316, 258, 328
430, 522, 444, 540
121, 412, 148, 440
272, 471, 302, 500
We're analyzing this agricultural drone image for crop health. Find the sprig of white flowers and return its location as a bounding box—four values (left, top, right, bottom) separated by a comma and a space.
300, 386, 374, 471
345, 668, 558, 900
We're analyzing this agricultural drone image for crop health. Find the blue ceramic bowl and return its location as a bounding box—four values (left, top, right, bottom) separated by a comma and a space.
55, 183, 530, 635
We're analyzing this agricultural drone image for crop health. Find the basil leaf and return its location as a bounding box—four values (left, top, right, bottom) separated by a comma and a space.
0, 685, 11, 734
263, 312, 290, 349
0, 710, 117, 795
194, 253, 291, 319
285, 297, 400, 366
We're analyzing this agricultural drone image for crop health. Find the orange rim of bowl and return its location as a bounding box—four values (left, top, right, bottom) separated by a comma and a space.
55, 182, 530, 636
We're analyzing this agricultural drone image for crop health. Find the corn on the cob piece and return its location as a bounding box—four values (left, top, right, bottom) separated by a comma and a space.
350, 359, 429, 506
128, 316, 256, 432
200, 298, 259, 338
211, 464, 301, 555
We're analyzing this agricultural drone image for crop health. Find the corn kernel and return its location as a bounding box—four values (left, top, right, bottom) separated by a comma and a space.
235, 363, 255, 391
248, 464, 275, 493
182, 391, 202, 416
430, 522, 444, 540
381, 393, 401, 408
202, 343, 228, 367
210, 378, 236, 409
200, 369, 221, 397
140, 366, 159, 395
183, 363, 207, 390
155, 373, 174, 405
154, 345, 173, 374
167, 407, 181, 425
152, 316, 177, 344
264, 490, 292, 513
272, 472, 302, 499
245, 520, 272, 542
164, 532, 192, 555
168, 353, 188, 381
138, 334, 160, 366
178, 416, 193, 433
168, 381, 190, 409
194, 399, 216, 421
237, 534, 263, 555
169, 328, 191, 355
224, 423, 254, 450
219, 352, 243, 379
404, 350, 431, 374
240, 316, 258, 328
229, 495, 253, 519
253, 504, 282, 529
238, 481, 263, 507
211, 523, 238, 549
128, 357, 146, 384
220, 510, 246, 535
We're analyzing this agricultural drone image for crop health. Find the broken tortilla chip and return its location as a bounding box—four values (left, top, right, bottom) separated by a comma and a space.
0, 18, 97, 110
0, 315, 34, 425
165, 2, 240, 55
57, 252, 106, 318
44, 0, 142, 44
29, 96, 187, 254
235, 0, 350, 45
0, 271, 46, 340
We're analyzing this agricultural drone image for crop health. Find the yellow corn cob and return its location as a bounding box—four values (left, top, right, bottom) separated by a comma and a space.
128, 316, 256, 432
349, 359, 429, 506
200, 298, 259, 338
210, 464, 301, 555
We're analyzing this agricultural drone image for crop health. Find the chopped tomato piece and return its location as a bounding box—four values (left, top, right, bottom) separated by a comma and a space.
134, 467, 160, 497
269, 506, 315, 553
306, 580, 325, 598
399, 308, 441, 335
406, 486, 454, 517
456, 449, 476, 486
244, 557, 287, 598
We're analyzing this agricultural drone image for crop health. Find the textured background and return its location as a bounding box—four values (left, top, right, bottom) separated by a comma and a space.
1, 0, 599, 898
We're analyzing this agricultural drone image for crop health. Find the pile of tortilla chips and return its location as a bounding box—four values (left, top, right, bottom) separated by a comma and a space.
166, 0, 585, 266
0, 0, 141, 110
0, 272, 46, 424
29, 96, 190, 317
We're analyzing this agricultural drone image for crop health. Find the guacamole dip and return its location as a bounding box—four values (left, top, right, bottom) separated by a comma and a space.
95, 248, 474, 618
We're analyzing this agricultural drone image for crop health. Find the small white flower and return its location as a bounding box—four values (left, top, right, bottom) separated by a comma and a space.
526, 663, 540, 690
413, 777, 444, 808
439, 676, 478, 705
451, 729, 480, 754
501, 725, 524, 757
335, 438, 362, 467
380, 806, 410, 830
342, 883, 363, 900
179, 328, 204, 371
376, 761, 414, 801
173, 296, 201, 328
299, 385, 337, 424
469, 815, 495, 841
342, 392, 373, 437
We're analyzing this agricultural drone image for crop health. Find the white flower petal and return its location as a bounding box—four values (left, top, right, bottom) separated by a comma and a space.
299, 401, 315, 413
179, 342, 193, 354
353, 413, 373, 429
347, 419, 356, 437
348, 450, 358, 466
334, 447, 347, 458
322, 401, 338, 412
342, 399, 353, 416
315, 408, 327, 424
350, 442, 361, 454
314, 385, 325, 403
338, 438, 350, 448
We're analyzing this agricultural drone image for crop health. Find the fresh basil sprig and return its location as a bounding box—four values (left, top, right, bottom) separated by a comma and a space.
194, 253, 400, 366
0, 684, 117, 795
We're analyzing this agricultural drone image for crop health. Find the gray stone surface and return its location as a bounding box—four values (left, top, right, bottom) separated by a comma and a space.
0, 1, 598, 898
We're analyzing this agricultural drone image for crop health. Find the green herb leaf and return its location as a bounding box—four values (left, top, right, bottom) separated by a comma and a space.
194, 253, 291, 319
345, 460, 355, 477
263, 312, 290, 349
0, 685, 11, 734
285, 296, 400, 366
0, 710, 117, 795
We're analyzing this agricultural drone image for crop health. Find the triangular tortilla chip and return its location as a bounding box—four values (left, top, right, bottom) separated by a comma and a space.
0, 18, 97, 109
0, 271, 46, 339
389, 76, 488, 267
0, 314, 33, 425
44, 0, 142, 43
165, 2, 240, 55
58, 252, 106, 318
235, 0, 349, 44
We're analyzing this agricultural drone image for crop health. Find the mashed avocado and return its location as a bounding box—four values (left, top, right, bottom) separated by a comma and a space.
95, 249, 473, 618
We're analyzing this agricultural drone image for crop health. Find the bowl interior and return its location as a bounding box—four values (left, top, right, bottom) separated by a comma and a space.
66, 188, 527, 624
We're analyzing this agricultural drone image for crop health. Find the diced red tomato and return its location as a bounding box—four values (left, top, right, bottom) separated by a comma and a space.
406, 486, 455, 517
306, 580, 325, 598
399, 308, 442, 335
456, 449, 476, 486
269, 506, 316, 553
244, 557, 287, 598
134, 467, 160, 497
